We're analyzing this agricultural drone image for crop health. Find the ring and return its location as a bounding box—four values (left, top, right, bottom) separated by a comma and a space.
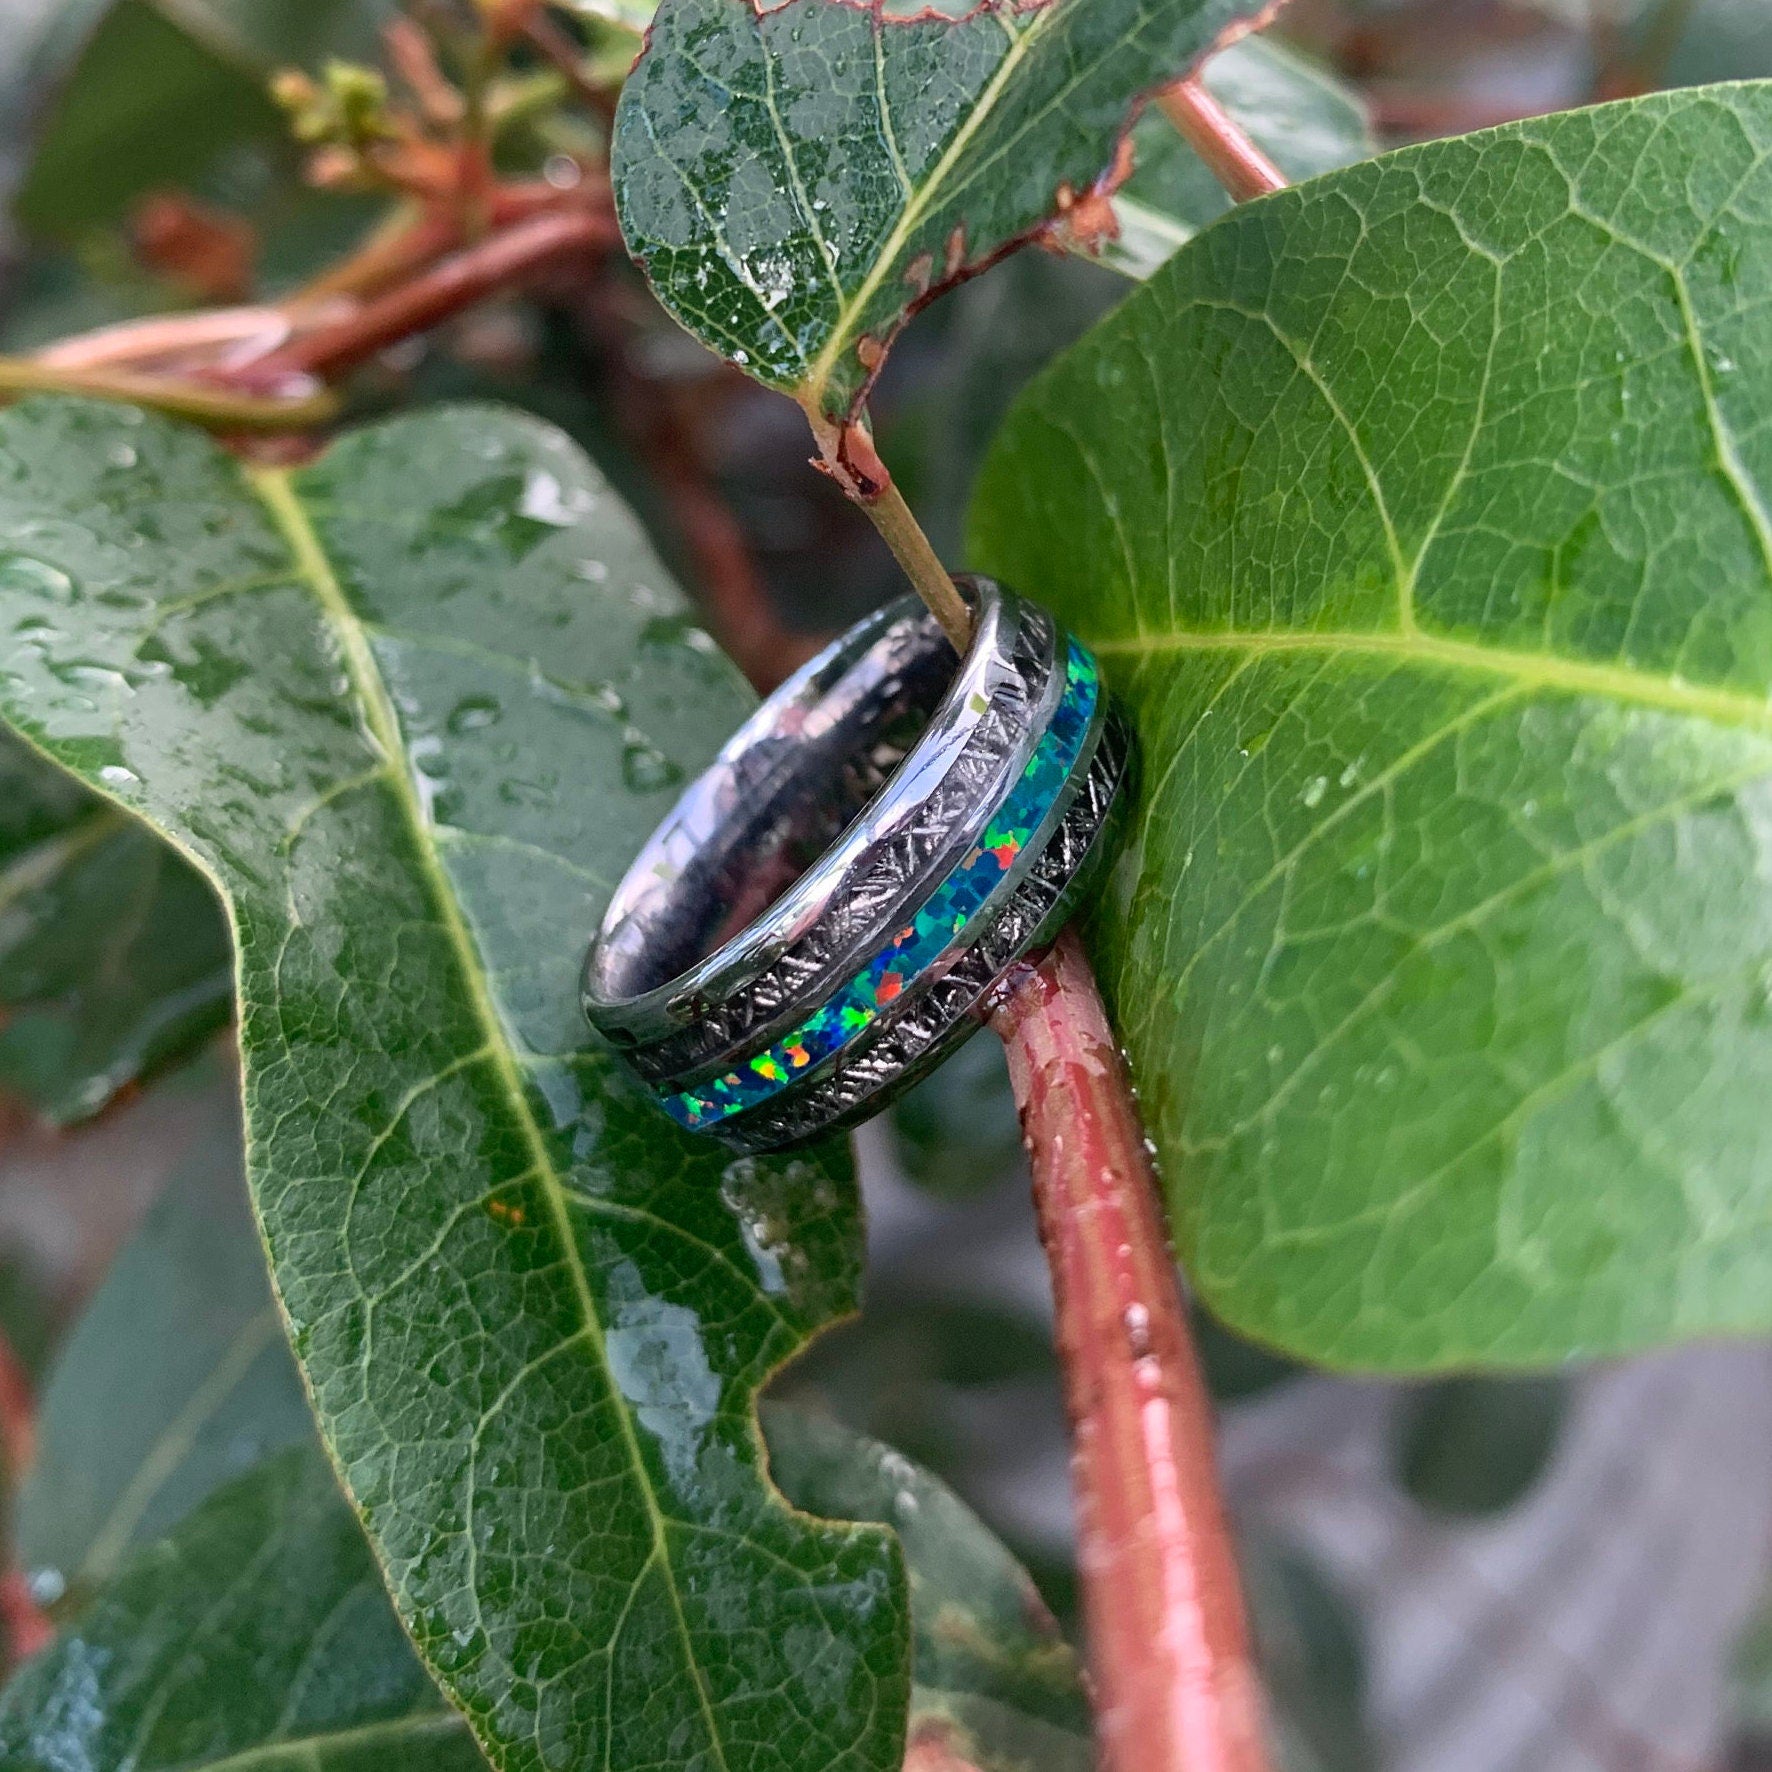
581, 575, 1131, 1152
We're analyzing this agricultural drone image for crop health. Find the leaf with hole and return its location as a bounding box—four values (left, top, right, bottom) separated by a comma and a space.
972, 84, 1772, 1368
0, 396, 906, 1772
611, 0, 1272, 468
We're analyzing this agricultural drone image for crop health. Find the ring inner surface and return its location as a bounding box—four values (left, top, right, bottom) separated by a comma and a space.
592, 611, 959, 1005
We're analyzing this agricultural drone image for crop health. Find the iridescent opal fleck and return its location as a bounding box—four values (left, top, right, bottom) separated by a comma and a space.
661, 642, 1101, 1129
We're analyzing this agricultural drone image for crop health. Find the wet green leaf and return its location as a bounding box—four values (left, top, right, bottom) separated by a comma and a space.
0, 1410, 1082, 1772
0, 397, 906, 1772
1103, 35, 1373, 281
767, 1405, 1090, 1772
972, 85, 1772, 1368
16, 1093, 312, 1611
611, 0, 1271, 433
0, 1445, 489, 1772
0, 728, 231, 1124
1394, 1376, 1569, 1518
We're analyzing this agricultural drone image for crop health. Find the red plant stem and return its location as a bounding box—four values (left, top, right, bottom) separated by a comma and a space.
990, 930, 1270, 1772
253, 207, 617, 382
1156, 78, 1288, 203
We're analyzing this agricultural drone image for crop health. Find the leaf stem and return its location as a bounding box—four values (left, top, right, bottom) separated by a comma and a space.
1156, 79, 1287, 204
989, 930, 1270, 1772
0, 359, 339, 431
858, 481, 974, 651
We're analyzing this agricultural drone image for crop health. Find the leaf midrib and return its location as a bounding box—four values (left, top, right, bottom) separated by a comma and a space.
801, 0, 1051, 405
1092, 624, 1772, 733
246, 467, 736, 1772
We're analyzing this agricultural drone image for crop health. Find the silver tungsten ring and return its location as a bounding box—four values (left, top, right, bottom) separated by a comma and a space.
581, 575, 1130, 1153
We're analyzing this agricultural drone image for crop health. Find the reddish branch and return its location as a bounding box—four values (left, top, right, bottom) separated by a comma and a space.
1156, 79, 1288, 203
252, 206, 617, 382
991, 932, 1269, 1772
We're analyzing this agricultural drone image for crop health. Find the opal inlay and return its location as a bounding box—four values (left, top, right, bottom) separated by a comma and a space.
661, 642, 1101, 1129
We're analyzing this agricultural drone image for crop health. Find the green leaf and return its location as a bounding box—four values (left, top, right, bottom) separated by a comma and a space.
1103, 36, 1373, 281
0, 1444, 489, 1772
0, 728, 231, 1123
15, 1095, 312, 1609
0, 397, 906, 1772
1, 1412, 1081, 1772
611, 0, 1272, 442
766, 1405, 1090, 1772
15, 0, 286, 239
971, 84, 1772, 1369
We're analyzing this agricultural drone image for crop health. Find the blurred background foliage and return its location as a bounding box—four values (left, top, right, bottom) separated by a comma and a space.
2, 1, 1772, 1768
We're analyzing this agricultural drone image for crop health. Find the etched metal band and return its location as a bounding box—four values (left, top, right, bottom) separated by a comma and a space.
582, 577, 1130, 1151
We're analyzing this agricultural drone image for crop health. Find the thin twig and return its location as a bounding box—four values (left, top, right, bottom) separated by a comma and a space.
990, 931, 1270, 1772
33, 307, 295, 373
253, 206, 616, 381
1157, 79, 1287, 203
0, 359, 339, 431
858, 481, 973, 650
